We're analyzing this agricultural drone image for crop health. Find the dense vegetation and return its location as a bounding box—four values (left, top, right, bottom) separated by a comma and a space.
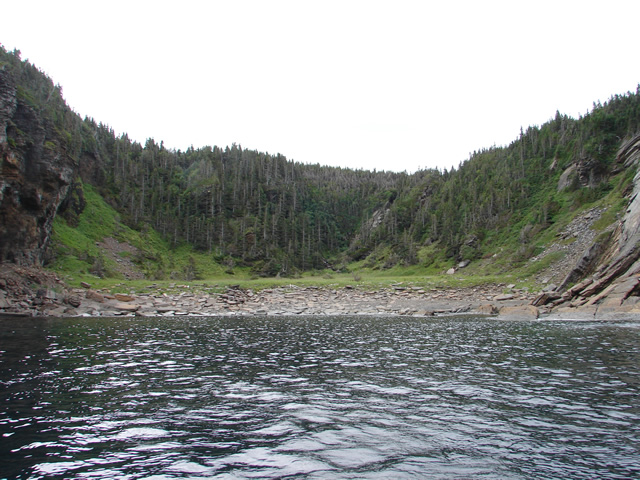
351, 97, 640, 270
3, 46, 640, 282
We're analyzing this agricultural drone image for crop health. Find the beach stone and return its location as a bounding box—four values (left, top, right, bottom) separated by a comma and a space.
494, 293, 515, 301
113, 302, 140, 312
114, 294, 135, 302
85, 290, 105, 303
37, 288, 59, 301
65, 295, 82, 308
498, 305, 539, 319
0, 291, 9, 309
45, 306, 69, 317
477, 304, 498, 315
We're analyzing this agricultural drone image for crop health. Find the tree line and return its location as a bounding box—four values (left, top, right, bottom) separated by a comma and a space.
3, 45, 640, 275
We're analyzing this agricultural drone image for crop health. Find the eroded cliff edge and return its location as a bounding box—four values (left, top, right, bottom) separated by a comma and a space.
0, 64, 76, 265
543, 134, 640, 318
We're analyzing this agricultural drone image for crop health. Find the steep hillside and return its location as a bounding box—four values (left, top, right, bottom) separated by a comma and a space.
545, 134, 640, 318
0, 53, 78, 265
2, 45, 640, 319
349, 97, 640, 273
49, 182, 229, 283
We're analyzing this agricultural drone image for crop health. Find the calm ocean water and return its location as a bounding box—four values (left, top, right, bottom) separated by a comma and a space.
0, 315, 639, 479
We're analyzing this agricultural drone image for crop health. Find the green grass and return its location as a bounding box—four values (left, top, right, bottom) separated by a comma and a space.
516, 251, 566, 278
51, 172, 632, 295
89, 269, 520, 297
51, 212, 119, 281
592, 195, 627, 232
49, 182, 230, 287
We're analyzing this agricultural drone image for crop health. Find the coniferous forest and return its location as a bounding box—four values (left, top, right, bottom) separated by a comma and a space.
2, 45, 640, 281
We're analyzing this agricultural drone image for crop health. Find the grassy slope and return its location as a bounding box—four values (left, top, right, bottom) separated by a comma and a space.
49, 183, 227, 289
348, 164, 632, 291
48, 186, 505, 294
48, 168, 629, 295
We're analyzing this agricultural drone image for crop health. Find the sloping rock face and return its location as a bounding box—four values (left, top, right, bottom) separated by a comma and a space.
557, 157, 609, 192
0, 66, 76, 265
550, 134, 640, 318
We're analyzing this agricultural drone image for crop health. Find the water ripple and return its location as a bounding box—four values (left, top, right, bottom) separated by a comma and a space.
0, 315, 639, 479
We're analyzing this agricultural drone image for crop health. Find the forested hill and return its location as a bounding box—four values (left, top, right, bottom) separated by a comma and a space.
2, 45, 640, 282
76, 135, 408, 274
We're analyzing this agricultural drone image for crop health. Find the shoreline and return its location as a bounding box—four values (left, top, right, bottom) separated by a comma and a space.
2, 265, 639, 321
0, 282, 543, 319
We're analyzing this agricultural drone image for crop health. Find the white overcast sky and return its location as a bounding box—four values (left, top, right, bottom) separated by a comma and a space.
2, 1, 640, 172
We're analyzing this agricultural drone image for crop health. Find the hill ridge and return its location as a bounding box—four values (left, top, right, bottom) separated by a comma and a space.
2, 46, 640, 318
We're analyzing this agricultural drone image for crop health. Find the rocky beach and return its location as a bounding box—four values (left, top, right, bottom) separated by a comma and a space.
59, 283, 539, 318
4, 133, 640, 322
0, 264, 543, 319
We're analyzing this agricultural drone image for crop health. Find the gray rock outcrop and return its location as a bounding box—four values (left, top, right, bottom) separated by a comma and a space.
550, 134, 640, 318
0, 65, 76, 265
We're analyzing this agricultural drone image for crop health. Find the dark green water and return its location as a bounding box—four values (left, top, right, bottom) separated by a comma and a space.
0, 315, 639, 479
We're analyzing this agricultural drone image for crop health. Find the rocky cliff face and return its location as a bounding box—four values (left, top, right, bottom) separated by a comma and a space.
0, 65, 76, 265
548, 134, 640, 318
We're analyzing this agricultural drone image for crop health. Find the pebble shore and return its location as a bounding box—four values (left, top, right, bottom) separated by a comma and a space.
15, 283, 538, 318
